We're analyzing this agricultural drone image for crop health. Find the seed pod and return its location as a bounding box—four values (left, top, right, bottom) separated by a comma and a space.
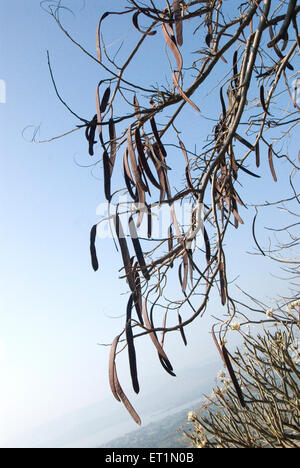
173, 0, 183, 46
90, 225, 99, 272
222, 345, 246, 408
143, 300, 174, 373
126, 294, 140, 394
268, 144, 277, 182
128, 216, 150, 281
103, 150, 111, 201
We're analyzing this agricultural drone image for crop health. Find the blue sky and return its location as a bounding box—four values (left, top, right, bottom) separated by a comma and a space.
0, 0, 298, 447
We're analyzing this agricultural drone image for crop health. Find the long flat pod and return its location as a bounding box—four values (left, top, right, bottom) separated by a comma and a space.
114, 213, 136, 292
234, 133, 254, 151
172, 70, 201, 113
178, 313, 187, 346
148, 144, 166, 202
123, 150, 138, 201
100, 87, 111, 113
146, 204, 152, 239
87, 115, 98, 156
260, 85, 271, 116
113, 367, 142, 425
179, 139, 193, 190
108, 118, 117, 175
132, 265, 144, 325
235, 162, 261, 178
255, 142, 260, 168
150, 117, 167, 158
103, 150, 112, 201
168, 225, 174, 268
142, 300, 174, 372
219, 261, 227, 306
203, 226, 211, 263
232, 50, 239, 93
222, 345, 246, 408
268, 144, 278, 182
109, 335, 121, 402
158, 354, 176, 377
127, 126, 148, 192
128, 215, 150, 281
135, 127, 161, 189
126, 294, 140, 394
161, 22, 182, 74
90, 224, 99, 271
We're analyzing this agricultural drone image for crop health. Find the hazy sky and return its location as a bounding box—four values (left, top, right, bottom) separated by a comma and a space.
0, 0, 298, 447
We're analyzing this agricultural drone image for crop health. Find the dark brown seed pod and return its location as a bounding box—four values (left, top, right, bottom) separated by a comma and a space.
132, 266, 144, 325
150, 117, 167, 158
87, 115, 98, 156
219, 261, 227, 306
128, 216, 150, 281
108, 118, 116, 175
205, 33, 212, 48
232, 50, 239, 92
127, 126, 148, 192
135, 127, 161, 189
268, 144, 278, 182
203, 227, 211, 263
146, 204, 152, 239
234, 133, 254, 151
235, 162, 261, 178
220, 86, 227, 120
173, 0, 183, 46
126, 294, 140, 394
100, 87, 111, 114
268, 26, 294, 70
103, 150, 111, 201
260, 85, 271, 116
114, 213, 136, 292
222, 345, 246, 408
158, 354, 176, 377
255, 142, 260, 168
90, 225, 99, 272
143, 300, 174, 372
178, 314, 187, 346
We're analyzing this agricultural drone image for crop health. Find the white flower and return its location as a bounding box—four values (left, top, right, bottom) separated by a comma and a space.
217, 370, 226, 379
266, 309, 273, 318
231, 321, 241, 331
187, 411, 197, 421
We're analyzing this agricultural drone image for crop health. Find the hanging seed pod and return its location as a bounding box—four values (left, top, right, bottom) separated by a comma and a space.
260, 85, 271, 115
114, 213, 136, 292
173, 0, 183, 46
222, 345, 246, 408
143, 300, 174, 373
109, 335, 121, 402
90, 225, 99, 272
128, 215, 150, 281
268, 144, 278, 182
178, 314, 187, 346
126, 294, 140, 394
103, 150, 112, 201
113, 367, 142, 425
